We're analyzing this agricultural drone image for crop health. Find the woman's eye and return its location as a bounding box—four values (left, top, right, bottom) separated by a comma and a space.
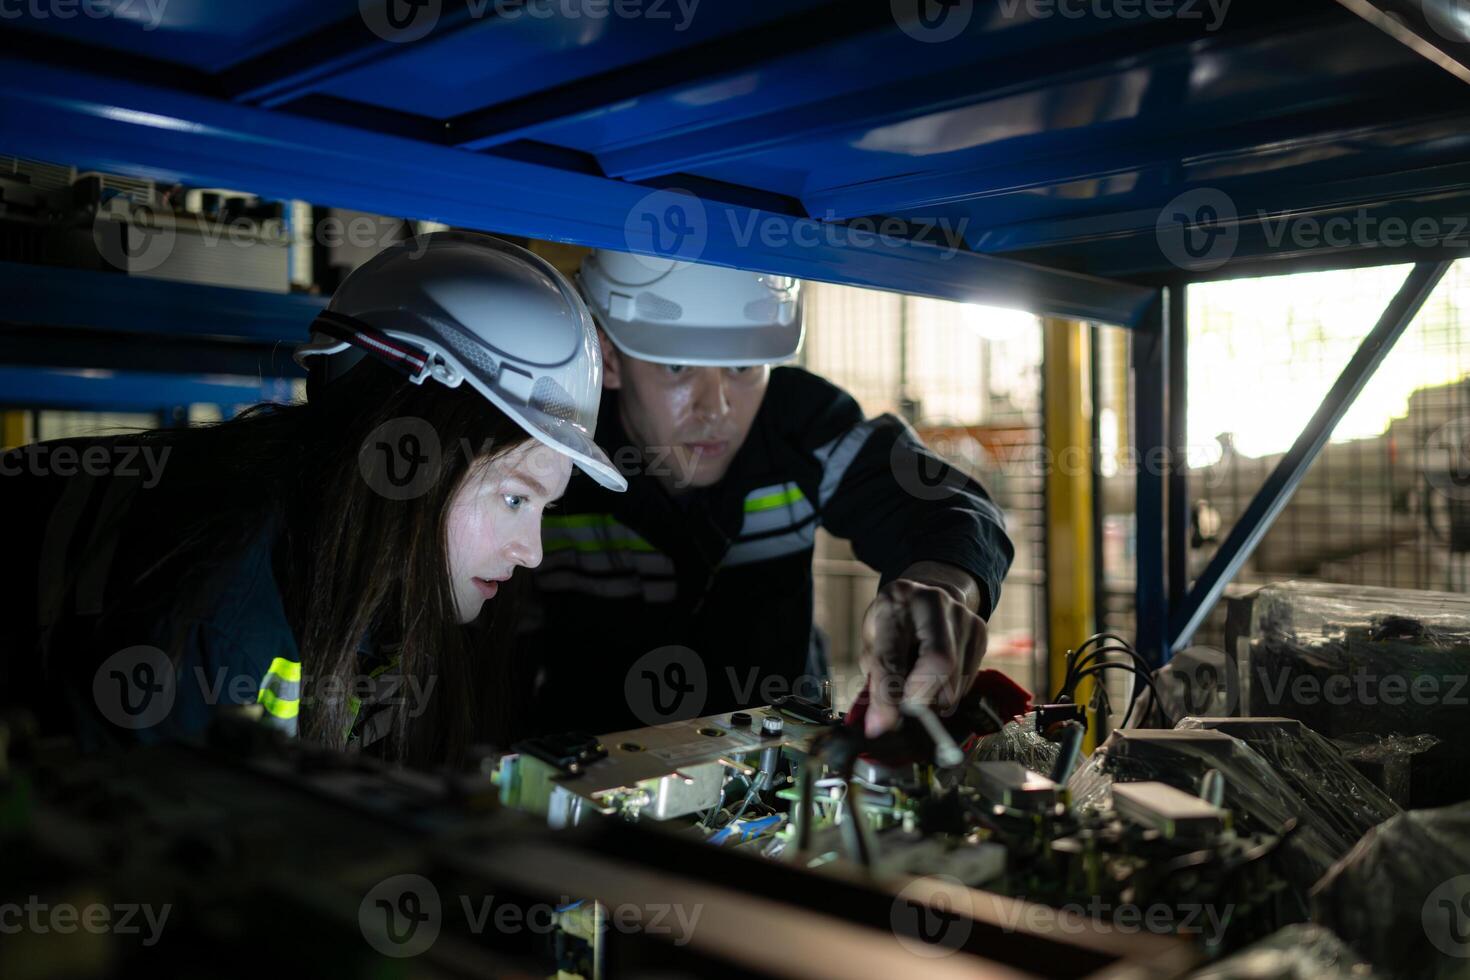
666, 364, 688, 376
503, 494, 527, 511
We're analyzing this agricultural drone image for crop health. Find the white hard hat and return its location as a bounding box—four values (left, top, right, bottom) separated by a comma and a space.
577, 250, 804, 367
295, 232, 626, 491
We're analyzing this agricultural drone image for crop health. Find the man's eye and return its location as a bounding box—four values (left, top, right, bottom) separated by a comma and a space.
666, 364, 689, 376
729, 367, 750, 376
503, 494, 527, 511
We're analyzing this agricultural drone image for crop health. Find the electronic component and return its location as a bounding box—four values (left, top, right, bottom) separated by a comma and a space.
971, 761, 1060, 810
771, 695, 835, 725
1112, 781, 1228, 839
1035, 702, 1085, 733
501, 708, 824, 825
514, 731, 607, 774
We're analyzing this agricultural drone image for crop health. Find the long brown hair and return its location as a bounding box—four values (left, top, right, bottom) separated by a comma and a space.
133, 360, 534, 766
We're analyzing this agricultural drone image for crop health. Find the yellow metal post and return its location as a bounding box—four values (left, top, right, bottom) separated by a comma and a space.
2, 412, 29, 450
1043, 319, 1097, 745
527, 240, 592, 279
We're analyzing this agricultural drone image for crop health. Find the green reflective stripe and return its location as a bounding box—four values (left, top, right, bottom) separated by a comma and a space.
544, 536, 656, 553
264, 657, 301, 683
344, 696, 362, 740
258, 687, 300, 720
745, 485, 804, 513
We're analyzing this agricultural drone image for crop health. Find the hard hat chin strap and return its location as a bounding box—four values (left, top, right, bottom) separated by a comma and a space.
310, 309, 436, 384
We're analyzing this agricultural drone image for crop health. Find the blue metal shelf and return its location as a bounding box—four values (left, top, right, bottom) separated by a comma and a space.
2, 0, 1468, 660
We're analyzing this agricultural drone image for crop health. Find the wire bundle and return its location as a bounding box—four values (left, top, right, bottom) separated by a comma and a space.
1053, 632, 1171, 731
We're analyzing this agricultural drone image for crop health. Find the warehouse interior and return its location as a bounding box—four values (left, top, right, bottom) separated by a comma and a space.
3, 2, 1470, 977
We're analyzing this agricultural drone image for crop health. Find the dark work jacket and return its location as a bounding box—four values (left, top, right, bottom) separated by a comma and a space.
518, 366, 1015, 735
0, 436, 391, 750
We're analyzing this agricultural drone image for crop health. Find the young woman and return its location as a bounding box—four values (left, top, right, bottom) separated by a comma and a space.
1, 232, 625, 766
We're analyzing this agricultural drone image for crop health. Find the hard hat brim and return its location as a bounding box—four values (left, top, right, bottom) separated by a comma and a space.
598, 314, 804, 368
463, 374, 628, 492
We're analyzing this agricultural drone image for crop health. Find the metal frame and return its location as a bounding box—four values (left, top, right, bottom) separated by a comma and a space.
1131, 290, 1171, 667
3, 5, 1469, 663
1133, 261, 1454, 663
0, 58, 1154, 329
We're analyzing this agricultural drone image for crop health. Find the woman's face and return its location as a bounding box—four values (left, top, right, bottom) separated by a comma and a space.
445, 440, 572, 624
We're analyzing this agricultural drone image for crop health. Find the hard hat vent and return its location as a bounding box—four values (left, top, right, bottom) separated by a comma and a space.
744, 297, 779, 322
636, 292, 683, 322
531, 376, 577, 422
438, 320, 500, 379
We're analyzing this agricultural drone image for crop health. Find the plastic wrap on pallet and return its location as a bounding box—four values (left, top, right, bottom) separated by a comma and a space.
971, 711, 1061, 774
1312, 802, 1470, 980
1332, 732, 1441, 808
1176, 717, 1399, 848
1241, 581, 1470, 807
1187, 923, 1381, 979
1134, 646, 1240, 729
1065, 728, 1343, 898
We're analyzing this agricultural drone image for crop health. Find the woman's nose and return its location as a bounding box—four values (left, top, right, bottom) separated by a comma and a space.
506, 528, 543, 569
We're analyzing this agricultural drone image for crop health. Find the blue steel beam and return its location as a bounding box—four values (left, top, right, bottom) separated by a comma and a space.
972, 160, 1470, 276
0, 262, 326, 342
1166, 284, 1189, 614
0, 58, 1154, 327
1133, 290, 1170, 668
447, 1, 887, 152
814, 98, 1470, 225
221, 2, 488, 108
0, 367, 296, 412
1169, 261, 1453, 654
596, 7, 1314, 185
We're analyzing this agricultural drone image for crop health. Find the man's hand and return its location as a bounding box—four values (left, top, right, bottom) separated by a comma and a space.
858, 562, 989, 738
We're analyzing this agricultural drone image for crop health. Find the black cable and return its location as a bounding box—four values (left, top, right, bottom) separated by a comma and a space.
1070, 663, 1170, 730
1062, 641, 1137, 686
1065, 632, 1139, 679
1068, 631, 1136, 663
1061, 644, 1153, 697
1070, 643, 1153, 681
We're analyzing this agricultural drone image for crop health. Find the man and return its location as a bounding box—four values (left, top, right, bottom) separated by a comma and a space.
518, 249, 1014, 738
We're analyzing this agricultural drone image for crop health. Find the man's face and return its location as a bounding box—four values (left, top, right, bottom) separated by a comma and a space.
602, 333, 770, 492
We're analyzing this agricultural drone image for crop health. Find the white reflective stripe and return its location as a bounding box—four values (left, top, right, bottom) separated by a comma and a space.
538, 569, 678, 603
539, 547, 675, 576
814, 420, 880, 507
722, 524, 817, 567
740, 482, 816, 536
